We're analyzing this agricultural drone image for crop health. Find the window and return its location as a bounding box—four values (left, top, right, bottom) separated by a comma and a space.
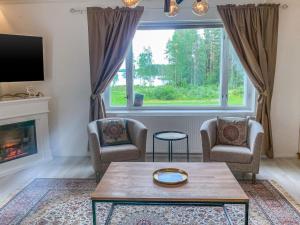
106, 23, 255, 110
109, 61, 127, 107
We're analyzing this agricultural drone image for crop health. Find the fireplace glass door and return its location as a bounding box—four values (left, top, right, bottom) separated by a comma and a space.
0, 120, 38, 164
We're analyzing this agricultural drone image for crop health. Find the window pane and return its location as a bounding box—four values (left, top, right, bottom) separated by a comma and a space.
132, 28, 222, 107
227, 43, 247, 106
110, 61, 127, 107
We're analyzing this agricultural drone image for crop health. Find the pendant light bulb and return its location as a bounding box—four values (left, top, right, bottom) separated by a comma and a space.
166, 0, 179, 17
122, 0, 140, 8
192, 0, 209, 16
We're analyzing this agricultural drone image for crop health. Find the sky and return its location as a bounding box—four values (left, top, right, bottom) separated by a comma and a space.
133, 30, 175, 65
115, 30, 175, 86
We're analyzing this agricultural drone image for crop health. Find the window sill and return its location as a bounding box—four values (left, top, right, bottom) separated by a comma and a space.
107, 109, 256, 117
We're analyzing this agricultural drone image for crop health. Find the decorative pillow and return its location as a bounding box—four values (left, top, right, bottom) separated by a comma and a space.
217, 117, 249, 147
97, 119, 131, 147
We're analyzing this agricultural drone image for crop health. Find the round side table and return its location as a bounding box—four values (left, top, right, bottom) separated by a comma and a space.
153, 131, 189, 162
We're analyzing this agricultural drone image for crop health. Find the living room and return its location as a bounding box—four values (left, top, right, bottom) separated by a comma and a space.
0, 0, 300, 224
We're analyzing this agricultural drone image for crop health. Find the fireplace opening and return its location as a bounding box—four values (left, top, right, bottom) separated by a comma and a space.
0, 120, 37, 164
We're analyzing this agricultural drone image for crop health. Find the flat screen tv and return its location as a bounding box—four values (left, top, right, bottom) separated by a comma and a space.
0, 34, 44, 82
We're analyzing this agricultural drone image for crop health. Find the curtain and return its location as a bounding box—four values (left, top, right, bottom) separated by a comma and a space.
87, 7, 144, 121
217, 4, 279, 158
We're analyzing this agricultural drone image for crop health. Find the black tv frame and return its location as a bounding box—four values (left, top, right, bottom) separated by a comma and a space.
0, 33, 45, 83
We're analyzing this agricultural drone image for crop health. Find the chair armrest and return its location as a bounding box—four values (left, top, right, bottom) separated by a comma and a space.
248, 120, 264, 173
248, 120, 264, 153
200, 119, 217, 162
127, 119, 148, 160
87, 121, 102, 170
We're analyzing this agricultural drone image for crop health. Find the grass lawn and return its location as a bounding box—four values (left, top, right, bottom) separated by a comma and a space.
110, 85, 244, 107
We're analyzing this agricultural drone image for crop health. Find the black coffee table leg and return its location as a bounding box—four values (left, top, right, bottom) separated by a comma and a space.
245, 202, 249, 225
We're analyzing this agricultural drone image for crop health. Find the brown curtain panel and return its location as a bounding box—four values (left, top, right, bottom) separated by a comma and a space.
217, 4, 279, 158
87, 7, 144, 121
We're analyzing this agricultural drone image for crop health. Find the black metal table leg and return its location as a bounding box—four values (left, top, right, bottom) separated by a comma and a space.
223, 205, 233, 225
245, 202, 249, 225
92, 200, 96, 225
168, 141, 171, 162
93, 200, 248, 225
105, 203, 115, 225
152, 134, 155, 162
170, 141, 173, 162
187, 135, 189, 162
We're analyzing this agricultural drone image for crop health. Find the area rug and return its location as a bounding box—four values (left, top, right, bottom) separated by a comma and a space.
0, 179, 300, 225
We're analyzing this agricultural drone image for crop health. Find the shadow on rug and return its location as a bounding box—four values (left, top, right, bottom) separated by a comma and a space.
0, 179, 300, 225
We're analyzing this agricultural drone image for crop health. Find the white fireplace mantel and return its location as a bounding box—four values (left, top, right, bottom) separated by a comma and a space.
0, 97, 52, 177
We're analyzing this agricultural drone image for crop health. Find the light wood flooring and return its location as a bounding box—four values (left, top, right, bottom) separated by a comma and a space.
0, 154, 300, 208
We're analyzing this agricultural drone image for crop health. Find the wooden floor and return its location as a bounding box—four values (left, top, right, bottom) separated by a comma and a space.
0, 154, 300, 208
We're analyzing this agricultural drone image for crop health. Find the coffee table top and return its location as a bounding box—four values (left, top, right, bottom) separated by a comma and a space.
91, 162, 249, 203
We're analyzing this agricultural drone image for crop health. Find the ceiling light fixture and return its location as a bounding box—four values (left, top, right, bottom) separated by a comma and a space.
165, 0, 180, 17
192, 0, 209, 16
122, 0, 140, 8
121, 0, 209, 17
164, 0, 209, 17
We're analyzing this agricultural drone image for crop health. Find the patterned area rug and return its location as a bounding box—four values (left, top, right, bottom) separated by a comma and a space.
0, 179, 300, 225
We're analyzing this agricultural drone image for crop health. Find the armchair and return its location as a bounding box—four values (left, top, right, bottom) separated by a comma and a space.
88, 118, 148, 182
200, 118, 264, 183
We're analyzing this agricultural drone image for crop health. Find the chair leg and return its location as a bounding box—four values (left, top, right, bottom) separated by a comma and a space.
96, 171, 101, 183
252, 173, 256, 184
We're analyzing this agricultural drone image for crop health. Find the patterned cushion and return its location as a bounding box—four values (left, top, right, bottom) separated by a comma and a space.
97, 119, 131, 147
217, 117, 249, 147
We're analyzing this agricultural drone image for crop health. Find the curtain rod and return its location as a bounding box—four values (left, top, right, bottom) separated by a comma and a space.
70, 4, 288, 14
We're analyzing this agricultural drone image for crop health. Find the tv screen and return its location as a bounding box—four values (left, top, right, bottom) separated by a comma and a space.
0, 34, 44, 82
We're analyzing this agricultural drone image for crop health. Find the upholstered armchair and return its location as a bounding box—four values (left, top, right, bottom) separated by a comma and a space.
200, 118, 264, 183
88, 118, 148, 182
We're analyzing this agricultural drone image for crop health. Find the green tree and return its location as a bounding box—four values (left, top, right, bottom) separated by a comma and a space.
165, 29, 199, 86
201, 28, 222, 85
112, 68, 125, 86
164, 28, 222, 87
135, 47, 158, 85
228, 46, 245, 89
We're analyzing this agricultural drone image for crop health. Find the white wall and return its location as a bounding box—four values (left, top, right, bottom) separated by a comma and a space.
0, 0, 298, 157
268, 0, 300, 157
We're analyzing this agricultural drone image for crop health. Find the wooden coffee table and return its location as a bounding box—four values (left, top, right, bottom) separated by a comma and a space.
91, 162, 249, 225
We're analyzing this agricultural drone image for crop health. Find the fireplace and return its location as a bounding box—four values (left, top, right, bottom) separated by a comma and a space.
0, 120, 37, 164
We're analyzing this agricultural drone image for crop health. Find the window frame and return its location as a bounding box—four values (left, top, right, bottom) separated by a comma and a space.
105, 22, 255, 111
